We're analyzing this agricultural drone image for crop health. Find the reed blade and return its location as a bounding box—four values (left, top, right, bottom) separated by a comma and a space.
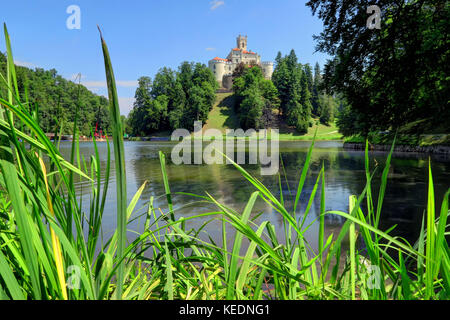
98, 27, 127, 300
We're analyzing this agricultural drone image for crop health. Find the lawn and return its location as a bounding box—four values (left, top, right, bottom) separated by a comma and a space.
203, 92, 343, 141
275, 118, 342, 141
203, 92, 239, 132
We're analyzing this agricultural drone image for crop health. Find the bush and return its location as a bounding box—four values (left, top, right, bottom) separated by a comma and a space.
296, 119, 309, 134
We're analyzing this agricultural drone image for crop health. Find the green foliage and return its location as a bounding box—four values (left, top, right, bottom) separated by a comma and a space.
311, 62, 322, 116
0, 52, 110, 137
1, 25, 448, 301
233, 65, 279, 129
272, 50, 312, 133
128, 76, 166, 136
319, 94, 335, 125
128, 62, 217, 135
307, 0, 450, 136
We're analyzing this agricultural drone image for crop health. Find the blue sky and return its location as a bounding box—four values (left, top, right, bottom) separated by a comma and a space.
1, 0, 329, 115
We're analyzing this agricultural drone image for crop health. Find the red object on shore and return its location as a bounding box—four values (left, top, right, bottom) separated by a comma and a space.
94, 122, 106, 139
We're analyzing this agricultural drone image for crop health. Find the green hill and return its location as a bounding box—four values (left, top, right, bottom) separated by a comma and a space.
203, 92, 342, 141
0, 52, 111, 136
203, 92, 239, 132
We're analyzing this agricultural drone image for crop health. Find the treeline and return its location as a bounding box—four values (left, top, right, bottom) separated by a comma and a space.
273, 50, 337, 132
127, 62, 217, 136
233, 50, 338, 132
0, 52, 111, 136
232, 64, 279, 129
307, 0, 449, 136
127, 52, 339, 136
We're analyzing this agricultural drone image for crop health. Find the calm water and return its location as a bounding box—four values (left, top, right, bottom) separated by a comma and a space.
59, 140, 450, 252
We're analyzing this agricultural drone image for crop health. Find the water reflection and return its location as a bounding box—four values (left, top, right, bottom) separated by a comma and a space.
58, 140, 450, 252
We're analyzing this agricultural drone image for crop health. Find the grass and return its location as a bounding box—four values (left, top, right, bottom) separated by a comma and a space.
200, 92, 342, 141
203, 92, 239, 133
275, 119, 342, 141
130, 86, 342, 142
0, 25, 449, 300
345, 132, 450, 147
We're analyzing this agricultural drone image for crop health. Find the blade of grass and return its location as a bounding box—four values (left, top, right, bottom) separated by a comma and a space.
159, 151, 174, 221
38, 155, 68, 300
425, 159, 435, 299
349, 195, 357, 300
98, 26, 127, 300
227, 191, 259, 299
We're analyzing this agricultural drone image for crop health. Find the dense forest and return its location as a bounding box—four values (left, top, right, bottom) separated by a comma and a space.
231, 50, 338, 132
306, 0, 449, 137
127, 62, 217, 135
232, 63, 279, 129
0, 52, 111, 137
127, 52, 338, 136
272, 50, 337, 133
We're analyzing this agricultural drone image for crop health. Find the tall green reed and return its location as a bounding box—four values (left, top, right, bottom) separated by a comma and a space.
0, 24, 448, 300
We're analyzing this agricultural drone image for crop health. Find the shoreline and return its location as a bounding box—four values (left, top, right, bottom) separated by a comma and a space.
343, 142, 450, 155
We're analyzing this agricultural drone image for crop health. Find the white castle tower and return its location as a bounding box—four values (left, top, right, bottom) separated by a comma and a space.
208, 35, 274, 89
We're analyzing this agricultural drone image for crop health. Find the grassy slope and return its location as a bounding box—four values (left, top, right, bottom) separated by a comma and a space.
203, 92, 343, 141
344, 118, 450, 147
203, 92, 239, 133
276, 117, 342, 141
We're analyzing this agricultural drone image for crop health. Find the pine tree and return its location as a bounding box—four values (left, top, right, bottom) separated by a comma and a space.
129, 76, 153, 135
128, 61, 217, 134
319, 94, 335, 125
312, 62, 322, 116
303, 64, 313, 97
272, 50, 312, 134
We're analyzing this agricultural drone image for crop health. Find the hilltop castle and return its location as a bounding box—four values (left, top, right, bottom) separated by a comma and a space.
208, 35, 273, 89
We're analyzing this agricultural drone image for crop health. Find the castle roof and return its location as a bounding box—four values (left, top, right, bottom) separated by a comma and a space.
212, 57, 229, 62
231, 47, 257, 55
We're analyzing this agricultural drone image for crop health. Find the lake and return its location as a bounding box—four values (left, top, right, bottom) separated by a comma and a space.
59, 140, 450, 253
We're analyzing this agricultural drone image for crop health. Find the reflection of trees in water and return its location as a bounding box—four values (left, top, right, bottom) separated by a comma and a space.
66, 141, 448, 250
277, 148, 450, 245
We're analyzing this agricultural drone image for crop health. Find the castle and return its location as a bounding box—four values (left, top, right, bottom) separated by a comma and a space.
208, 35, 273, 89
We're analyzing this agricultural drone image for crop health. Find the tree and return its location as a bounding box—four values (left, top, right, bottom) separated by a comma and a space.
121, 115, 130, 135
0, 52, 111, 137
233, 65, 279, 129
272, 50, 312, 133
306, 0, 450, 135
271, 57, 290, 115
311, 62, 322, 116
128, 76, 163, 136
303, 64, 313, 99
128, 61, 217, 134
319, 94, 335, 125
240, 86, 265, 129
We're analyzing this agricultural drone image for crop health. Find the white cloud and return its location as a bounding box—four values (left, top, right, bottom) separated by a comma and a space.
119, 97, 135, 116
210, 0, 225, 11
14, 60, 35, 68
205, 47, 216, 51
80, 80, 138, 89
82, 81, 106, 88
116, 80, 139, 87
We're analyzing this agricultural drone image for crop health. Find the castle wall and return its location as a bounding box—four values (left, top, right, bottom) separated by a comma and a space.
209, 60, 226, 86
262, 62, 274, 80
